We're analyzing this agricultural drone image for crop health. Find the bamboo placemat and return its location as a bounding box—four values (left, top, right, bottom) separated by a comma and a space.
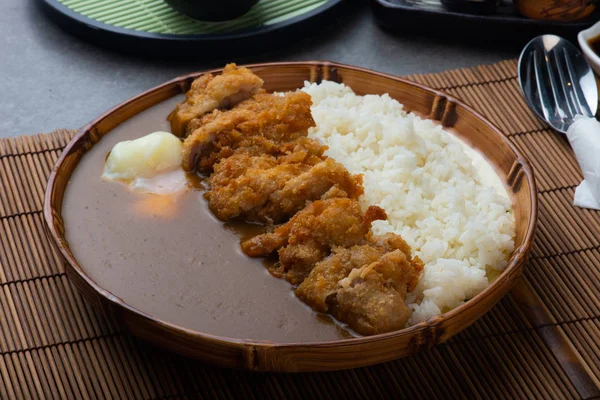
1, 60, 600, 399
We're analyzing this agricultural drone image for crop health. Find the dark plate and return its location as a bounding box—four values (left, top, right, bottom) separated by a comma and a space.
372, 0, 599, 43
38, 0, 346, 58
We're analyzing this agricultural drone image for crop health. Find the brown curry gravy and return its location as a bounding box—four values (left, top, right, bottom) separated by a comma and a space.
63, 96, 352, 342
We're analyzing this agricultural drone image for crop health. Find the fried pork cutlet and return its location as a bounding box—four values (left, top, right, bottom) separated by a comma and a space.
207, 156, 364, 224
296, 233, 423, 335
172, 64, 423, 335
168, 63, 264, 137
241, 198, 387, 284
206, 153, 311, 222
181, 91, 316, 172
295, 244, 384, 313
331, 251, 419, 335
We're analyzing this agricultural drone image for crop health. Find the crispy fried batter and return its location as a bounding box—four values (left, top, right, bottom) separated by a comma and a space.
241, 199, 387, 284
365, 233, 422, 292
168, 63, 264, 137
181, 91, 316, 172
330, 251, 413, 335
260, 159, 364, 221
296, 233, 423, 335
182, 109, 255, 172
207, 157, 363, 224
295, 244, 384, 313
206, 153, 311, 222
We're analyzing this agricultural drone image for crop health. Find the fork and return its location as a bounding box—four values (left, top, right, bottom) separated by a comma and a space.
518, 34, 597, 134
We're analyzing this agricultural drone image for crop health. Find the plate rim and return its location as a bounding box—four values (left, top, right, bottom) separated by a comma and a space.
44, 60, 538, 369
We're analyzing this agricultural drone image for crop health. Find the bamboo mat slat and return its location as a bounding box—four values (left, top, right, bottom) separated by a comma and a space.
1, 61, 600, 398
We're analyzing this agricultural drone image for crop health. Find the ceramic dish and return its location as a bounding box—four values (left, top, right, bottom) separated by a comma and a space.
578, 21, 600, 76
44, 62, 537, 372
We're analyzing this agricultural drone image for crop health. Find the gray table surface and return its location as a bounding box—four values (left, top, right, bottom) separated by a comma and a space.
1, 0, 521, 138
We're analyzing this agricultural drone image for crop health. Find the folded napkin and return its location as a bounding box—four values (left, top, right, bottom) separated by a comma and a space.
566, 115, 600, 210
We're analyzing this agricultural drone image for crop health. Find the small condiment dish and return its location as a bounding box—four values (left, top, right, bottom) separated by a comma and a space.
578, 20, 600, 76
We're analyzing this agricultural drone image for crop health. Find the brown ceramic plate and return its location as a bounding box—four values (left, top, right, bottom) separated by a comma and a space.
44, 62, 537, 372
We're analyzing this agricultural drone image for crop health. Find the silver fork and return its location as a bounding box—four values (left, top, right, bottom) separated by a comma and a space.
518, 34, 597, 135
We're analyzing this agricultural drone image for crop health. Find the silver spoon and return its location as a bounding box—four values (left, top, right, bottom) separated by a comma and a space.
518, 34, 598, 134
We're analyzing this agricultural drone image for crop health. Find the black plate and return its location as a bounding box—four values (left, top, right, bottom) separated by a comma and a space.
38, 0, 346, 58
372, 0, 598, 43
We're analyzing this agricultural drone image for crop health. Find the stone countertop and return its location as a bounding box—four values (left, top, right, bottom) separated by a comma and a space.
0, 0, 519, 138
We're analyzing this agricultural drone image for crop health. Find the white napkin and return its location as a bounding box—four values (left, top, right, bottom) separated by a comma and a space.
566, 115, 600, 210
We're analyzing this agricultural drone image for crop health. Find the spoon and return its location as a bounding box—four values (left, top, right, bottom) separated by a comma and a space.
518, 34, 598, 134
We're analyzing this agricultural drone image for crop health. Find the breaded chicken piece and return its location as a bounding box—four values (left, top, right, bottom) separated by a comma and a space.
258, 159, 364, 223
206, 153, 312, 222
241, 199, 387, 284
183, 92, 276, 137
295, 244, 384, 313
295, 233, 423, 334
329, 249, 421, 335
208, 158, 364, 224
183, 109, 255, 171
168, 63, 263, 137
364, 233, 422, 292
182, 91, 316, 172
185, 92, 285, 134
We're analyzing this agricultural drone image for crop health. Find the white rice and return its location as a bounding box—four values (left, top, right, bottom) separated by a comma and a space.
302, 81, 516, 325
